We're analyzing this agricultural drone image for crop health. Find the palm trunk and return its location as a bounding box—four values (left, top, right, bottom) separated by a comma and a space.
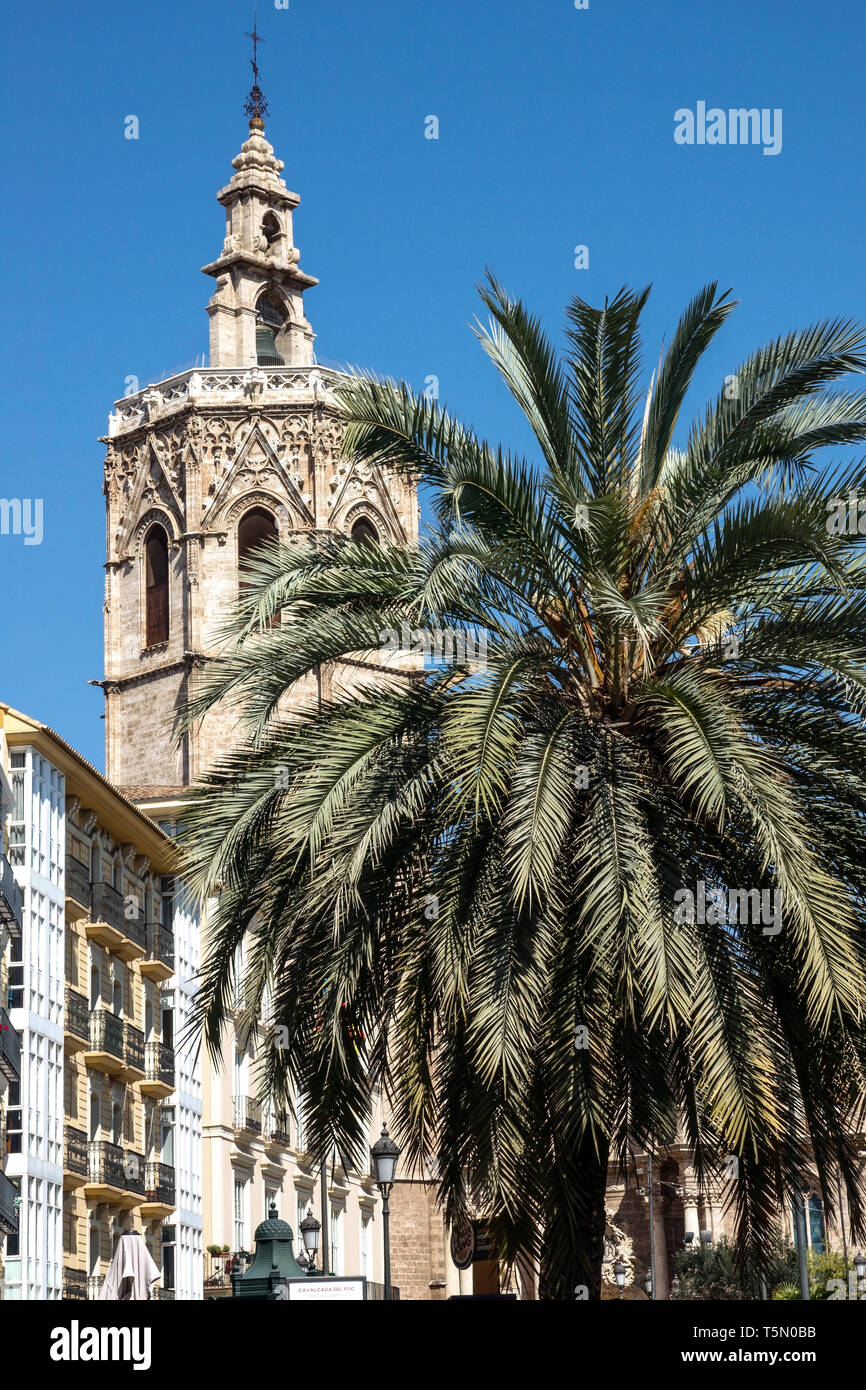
538, 1137, 610, 1300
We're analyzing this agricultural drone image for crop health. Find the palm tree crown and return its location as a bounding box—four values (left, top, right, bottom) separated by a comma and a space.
180, 278, 866, 1297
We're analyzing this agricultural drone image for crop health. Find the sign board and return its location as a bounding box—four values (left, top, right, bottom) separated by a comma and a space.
450, 1220, 493, 1269
280, 1277, 367, 1302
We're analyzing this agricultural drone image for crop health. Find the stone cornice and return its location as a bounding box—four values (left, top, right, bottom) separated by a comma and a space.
102, 366, 342, 441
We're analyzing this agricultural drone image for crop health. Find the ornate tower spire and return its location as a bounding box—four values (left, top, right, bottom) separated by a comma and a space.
201, 19, 318, 369
243, 10, 269, 124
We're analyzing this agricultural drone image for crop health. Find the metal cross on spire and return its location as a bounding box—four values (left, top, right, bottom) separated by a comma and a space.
243, 9, 269, 122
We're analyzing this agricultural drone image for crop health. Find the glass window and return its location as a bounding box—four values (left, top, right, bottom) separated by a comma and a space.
159, 876, 174, 932
144, 525, 170, 645
808, 1193, 826, 1254
330, 1206, 344, 1276
233, 1178, 248, 1252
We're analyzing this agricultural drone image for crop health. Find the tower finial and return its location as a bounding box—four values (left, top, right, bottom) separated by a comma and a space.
243, 9, 269, 124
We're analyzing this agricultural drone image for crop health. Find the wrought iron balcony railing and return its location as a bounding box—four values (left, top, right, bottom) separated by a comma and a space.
0, 853, 22, 938
232, 1094, 262, 1134
144, 1161, 175, 1207
65, 855, 91, 910
89, 879, 126, 932
63, 1265, 87, 1300
65, 985, 90, 1042
0, 1005, 21, 1082
0, 1169, 20, 1235
146, 922, 175, 970
89, 1008, 125, 1060
268, 1119, 291, 1146
64, 1125, 88, 1177
87, 1139, 125, 1189
124, 1021, 145, 1073
87, 1140, 145, 1196
145, 1040, 174, 1088
123, 1150, 145, 1195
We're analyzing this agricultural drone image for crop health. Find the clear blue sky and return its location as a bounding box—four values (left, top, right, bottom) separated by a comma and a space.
2, 0, 864, 769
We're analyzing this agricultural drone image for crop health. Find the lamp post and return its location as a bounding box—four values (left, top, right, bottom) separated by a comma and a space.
854, 1251, 866, 1298
644, 1269, 653, 1299
792, 1192, 810, 1300
836, 1168, 850, 1285
613, 1258, 627, 1301
299, 1214, 320, 1275
647, 1152, 657, 1302
371, 1125, 399, 1301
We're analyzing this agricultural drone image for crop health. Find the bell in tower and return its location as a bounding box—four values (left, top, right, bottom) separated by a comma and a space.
255, 294, 286, 367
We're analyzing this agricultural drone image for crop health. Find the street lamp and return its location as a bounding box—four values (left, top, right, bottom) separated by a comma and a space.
371, 1125, 400, 1301
613, 1258, 627, 1301
644, 1269, 653, 1298
299, 1214, 321, 1275
854, 1251, 866, 1295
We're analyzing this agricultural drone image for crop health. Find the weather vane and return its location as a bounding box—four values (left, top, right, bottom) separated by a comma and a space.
244, 9, 269, 121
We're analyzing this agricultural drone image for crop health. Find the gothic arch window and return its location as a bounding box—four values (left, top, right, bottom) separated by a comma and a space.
238, 507, 278, 575
144, 524, 170, 646
261, 212, 281, 246
238, 508, 279, 627
255, 292, 288, 366
351, 517, 380, 547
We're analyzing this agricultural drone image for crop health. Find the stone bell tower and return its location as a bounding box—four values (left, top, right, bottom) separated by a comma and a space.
101, 102, 418, 804
202, 115, 318, 370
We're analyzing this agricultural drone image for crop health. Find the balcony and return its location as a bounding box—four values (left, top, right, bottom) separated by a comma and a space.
0, 1006, 21, 1082
141, 1161, 176, 1220
63, 1266, 87, 1300
0, 1169, 19, 1236
64, 985, 90, 1055
86, 1274, 103, 1300
84, 1008, 125, 1076
0, 853, 22, 939
140, 1040, 174, 1099
86, 881, 146, 960
140, 922, 175, 982
122, 1021, 145, 1081
84, 1140, 145, 1207
65, 855, 91, 919
232, 1094, 262, 1136
63, 1125, 89, 1191
265, 1118, 291, 1154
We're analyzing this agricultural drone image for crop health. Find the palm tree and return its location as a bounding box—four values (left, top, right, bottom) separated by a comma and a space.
180, 278, 866, 1299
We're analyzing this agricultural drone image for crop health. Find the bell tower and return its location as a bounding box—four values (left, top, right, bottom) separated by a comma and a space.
202, 113, 318, 370
101, 85, 418, 804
